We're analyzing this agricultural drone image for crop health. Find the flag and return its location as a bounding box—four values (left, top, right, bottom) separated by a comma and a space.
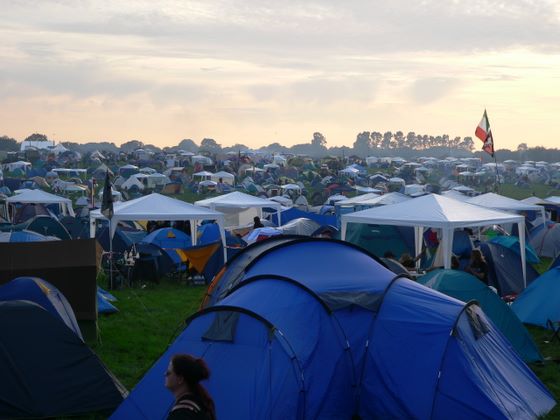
101, 170, 114, 219
475, 110, 495, 156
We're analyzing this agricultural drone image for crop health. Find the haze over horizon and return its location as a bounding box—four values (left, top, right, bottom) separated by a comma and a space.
2, 1, 560, 150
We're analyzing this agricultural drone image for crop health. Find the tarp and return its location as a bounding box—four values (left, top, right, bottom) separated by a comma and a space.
418, 269, 542, 362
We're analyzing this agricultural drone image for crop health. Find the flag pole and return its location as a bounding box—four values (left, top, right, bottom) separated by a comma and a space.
493, 151, 500, 193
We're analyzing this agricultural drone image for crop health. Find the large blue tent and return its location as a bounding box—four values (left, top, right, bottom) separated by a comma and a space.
112, 238, 555, 419
418, 269, 542, 362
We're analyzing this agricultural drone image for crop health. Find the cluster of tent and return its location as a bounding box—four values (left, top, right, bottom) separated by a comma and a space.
110, 237, 555, 419
0, 277, 125, 418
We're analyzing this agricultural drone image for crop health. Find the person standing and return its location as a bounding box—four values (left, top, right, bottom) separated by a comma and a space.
165, 354, 216, 420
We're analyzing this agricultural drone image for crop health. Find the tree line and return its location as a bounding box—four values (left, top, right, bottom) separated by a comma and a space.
2, 132, 560, 162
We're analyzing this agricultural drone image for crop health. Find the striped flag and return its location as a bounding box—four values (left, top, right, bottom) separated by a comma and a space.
475, 110, 495, 156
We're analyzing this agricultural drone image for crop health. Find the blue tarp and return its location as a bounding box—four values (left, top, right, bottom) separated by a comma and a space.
270, 207, 336, 228
112, 238, 555, 419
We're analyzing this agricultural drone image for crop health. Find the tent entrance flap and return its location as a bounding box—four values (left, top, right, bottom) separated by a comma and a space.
202, 311, 240, 342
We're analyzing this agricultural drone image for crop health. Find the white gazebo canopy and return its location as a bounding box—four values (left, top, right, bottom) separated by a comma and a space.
195, 191, 282, 228
211, 171, 235, 185
467, 192, 545, 225
341, 194, 527, 285
6, 189, 75, 217
90, 193, 227, 258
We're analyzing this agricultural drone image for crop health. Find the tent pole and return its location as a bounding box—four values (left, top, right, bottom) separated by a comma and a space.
109, 218, 113, 290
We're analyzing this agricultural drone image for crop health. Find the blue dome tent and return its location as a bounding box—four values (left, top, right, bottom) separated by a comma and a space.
0, 301, 126, 418
489, 235, 540, 264
112, 238, 555, 419
512, 266, 560, 329
0, 230, 55, 243
141, 227, 191, 265
0, 277, 82, 339
480, 242, 540, 297
418, 269, 542, 362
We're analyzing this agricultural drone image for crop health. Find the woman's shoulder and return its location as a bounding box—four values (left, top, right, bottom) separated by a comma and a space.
168, 395, 208, 420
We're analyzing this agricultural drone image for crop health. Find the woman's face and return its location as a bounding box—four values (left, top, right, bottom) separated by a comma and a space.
165, 361, 182, 391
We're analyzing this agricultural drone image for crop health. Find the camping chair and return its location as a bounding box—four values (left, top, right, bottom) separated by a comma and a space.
176, 242, 221, 285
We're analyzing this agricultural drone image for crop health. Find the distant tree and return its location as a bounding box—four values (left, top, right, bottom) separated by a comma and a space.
311, 132, 327, 148
370, 132, 382, 149
0, 135, 19, 151
381, 131, 393, 149
260, 142, 289, 154
177, 138, 199, 152
517, 143, 528, 152
394, 131, 405, 149
353, 132, 371, 157
199, 138, 222, 155
24, 133, 49, 142
121, 140, 144, 153
223, 143, 249, 154
460, 137, 475, 152
406, 132, 417, 149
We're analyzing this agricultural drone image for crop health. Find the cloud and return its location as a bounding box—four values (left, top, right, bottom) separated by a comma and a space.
408, 77, 461, 103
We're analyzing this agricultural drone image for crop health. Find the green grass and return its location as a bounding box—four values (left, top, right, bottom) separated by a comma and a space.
497, 183, 558, 200
91, 279, 206, 390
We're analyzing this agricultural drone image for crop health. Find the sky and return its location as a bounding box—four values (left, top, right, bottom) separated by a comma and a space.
1, 0, 560, 150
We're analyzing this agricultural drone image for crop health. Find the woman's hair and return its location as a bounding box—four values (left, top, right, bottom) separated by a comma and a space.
171, 354, 216, 420
471, 249, 485, 263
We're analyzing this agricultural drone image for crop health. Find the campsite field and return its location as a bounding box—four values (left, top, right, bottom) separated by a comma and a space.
84, 275, 560, 420
82, 182, 560, 418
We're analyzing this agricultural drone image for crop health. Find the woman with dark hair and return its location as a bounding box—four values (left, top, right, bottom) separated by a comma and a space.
165, 354, 216, 420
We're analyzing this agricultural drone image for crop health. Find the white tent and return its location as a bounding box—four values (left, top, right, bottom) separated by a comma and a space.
341, 192, 410, 208
335, 193, 381, 207
5, 189, 75, 218
89, 193, 227, 258
193, 171, 214, 180
467, 192, 545, 225
441, 190, 470, 202
341, 194, 528, 285
195, 191, 282, 228
211, 171, 235, 186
